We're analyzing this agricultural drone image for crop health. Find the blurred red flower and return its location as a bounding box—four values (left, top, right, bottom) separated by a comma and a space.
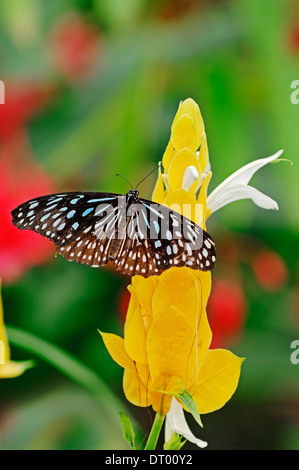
0, 82, 57, 284
0, 139, 56, 284
252, 250, 288, 292
0, 83, 56, 143
118, 287, 130, 324
207, 278, 247, 348
48, 12, 101, 82
288, 24, 299, 54
156, 0, 194, 20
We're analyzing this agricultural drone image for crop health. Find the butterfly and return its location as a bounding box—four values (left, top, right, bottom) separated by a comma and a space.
11, 188, 216, 278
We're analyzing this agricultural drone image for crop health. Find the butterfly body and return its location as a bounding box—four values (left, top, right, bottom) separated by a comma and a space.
11, 190, 216, 278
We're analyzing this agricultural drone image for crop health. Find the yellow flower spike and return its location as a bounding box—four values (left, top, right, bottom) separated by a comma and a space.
124, 284, 152, 354
197, 171, 212, 229
171, 98, 205, 144
124, 285, 139, 325
131, 275, 158, 329
163, 189, 204, 227
159, 376, 188, 396
99, 331, 135, 371
150, 389, 173, 415
198, 132, 209, 172
186, 309, 212, 393
168, 148, 201, 191
206, 208, 212, 221
123, 367, 150, 407
100, 330, 154, 408
171, 114, 200, 153
125, 360, 172, 412
136, 361, 151, 385
162, 141, 175, 173
147, 304, 194, 392
151, 163, 166, 204
168, 271, 212, 393
152, 267, 199, 325
124, 303, 148, 364
131, 275, 158, 306
0, 279, 34, 379
101, 99, 248, 449
195, 270, 212, 310
193, 350, 244, 415
193, 308, 212, 361
170, 99, 204, 153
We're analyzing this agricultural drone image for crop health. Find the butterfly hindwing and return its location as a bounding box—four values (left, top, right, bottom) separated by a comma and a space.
112, 222, 156, 277
56, 224, 110, 267
153, 201, 214, 272
112, 197, 216, 278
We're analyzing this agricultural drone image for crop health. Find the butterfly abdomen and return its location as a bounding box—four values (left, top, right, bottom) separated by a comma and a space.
108, 239, 123, 260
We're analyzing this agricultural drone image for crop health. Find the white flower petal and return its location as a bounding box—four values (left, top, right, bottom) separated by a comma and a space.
215, 150, 283, 187
165, 398, 208, 449
207, 184, 279, 213
207, 150, 283, 214
197, 160, 211, 191
182, 165, 199, 192
162, 173, 170, 190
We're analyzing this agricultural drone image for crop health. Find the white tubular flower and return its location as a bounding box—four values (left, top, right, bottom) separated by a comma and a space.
206, 150, 283, 215
182, 165, 199, 192
165, 398, 208, 449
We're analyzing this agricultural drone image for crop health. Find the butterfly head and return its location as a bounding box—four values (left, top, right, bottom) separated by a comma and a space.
126, 189, 139, 203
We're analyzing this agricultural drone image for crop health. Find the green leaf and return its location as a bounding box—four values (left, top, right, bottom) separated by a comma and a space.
163, 432, 186, 450
6, 326, 125, 425
159, 377, 203, 428
119, 412, 136, 450
176, 387, 203, 428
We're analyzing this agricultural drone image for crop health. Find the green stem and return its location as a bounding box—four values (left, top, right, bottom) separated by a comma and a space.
144, 413, 165, 450
6, 325, 125, 426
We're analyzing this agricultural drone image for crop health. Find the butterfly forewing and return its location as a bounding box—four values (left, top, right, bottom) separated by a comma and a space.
11, 190, 216, 277
11, 192, 122, 267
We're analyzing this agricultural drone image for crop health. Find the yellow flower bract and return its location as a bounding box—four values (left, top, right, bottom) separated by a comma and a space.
101, 98, 243, 415
0, 280, 32, 379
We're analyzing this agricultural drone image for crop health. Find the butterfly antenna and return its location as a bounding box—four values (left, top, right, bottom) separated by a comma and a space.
135, 164, 162, 190
116, 173, 133, 189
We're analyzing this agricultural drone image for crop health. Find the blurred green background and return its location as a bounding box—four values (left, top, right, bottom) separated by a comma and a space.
0, 0, 298, 450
